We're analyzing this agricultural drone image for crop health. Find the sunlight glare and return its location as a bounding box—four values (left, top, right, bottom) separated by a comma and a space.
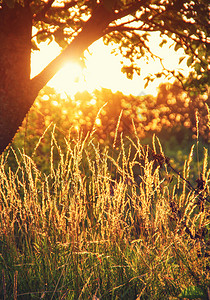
31, 33, 189, 98
49, 61, 84, 97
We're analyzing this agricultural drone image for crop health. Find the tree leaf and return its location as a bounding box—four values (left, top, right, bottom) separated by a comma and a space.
174, 43, 182, 52
187, 56, 194, 67
179, 56, 185, 64
159, 39, 167, 48
194, 62, 201, 73
121, 65, 134, 80
31, 40, 40, 51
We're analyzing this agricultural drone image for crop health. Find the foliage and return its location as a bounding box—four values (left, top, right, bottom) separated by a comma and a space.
2, 0, 209, 91
0, 132, 210, 299
13, 82, 210, 159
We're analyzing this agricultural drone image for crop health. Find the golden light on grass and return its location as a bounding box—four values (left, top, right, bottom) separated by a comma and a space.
0, 128, 209, 298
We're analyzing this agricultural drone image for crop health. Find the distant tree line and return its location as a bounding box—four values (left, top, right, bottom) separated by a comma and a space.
13, 82, 209, 155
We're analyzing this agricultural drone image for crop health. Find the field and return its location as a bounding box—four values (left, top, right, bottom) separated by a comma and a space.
0, 130, 209, 299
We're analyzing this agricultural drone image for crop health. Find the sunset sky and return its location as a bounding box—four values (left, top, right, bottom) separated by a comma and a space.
31, 32, 189, 97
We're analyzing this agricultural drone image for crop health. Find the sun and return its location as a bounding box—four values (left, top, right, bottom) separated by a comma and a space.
31, 35, 189, 98
48, 61, 85, 97
31, 41, 86, 97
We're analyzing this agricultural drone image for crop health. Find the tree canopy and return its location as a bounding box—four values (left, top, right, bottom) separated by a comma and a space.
0, 0, 209, 154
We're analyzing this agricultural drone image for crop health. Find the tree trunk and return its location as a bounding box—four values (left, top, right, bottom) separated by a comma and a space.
0, 4, 33, 154
0, 3, 114, 155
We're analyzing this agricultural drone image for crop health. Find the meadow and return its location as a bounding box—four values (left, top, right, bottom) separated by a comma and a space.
0, 126, 209, 299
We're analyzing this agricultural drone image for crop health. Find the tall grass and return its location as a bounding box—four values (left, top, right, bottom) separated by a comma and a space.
0, 130, 209, 299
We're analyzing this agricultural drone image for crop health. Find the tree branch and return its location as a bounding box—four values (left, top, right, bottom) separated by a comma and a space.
114, 0, 148, 21
30, 4, 116, 94
45, 1, 79, 13
30, 1, 152, 94
33, 0, 79, 21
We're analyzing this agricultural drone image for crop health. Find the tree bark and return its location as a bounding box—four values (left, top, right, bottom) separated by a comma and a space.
0, 3, 114, 155
0, 4, 32, 154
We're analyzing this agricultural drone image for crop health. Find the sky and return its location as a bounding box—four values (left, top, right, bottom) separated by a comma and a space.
31, 32, 189, 98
